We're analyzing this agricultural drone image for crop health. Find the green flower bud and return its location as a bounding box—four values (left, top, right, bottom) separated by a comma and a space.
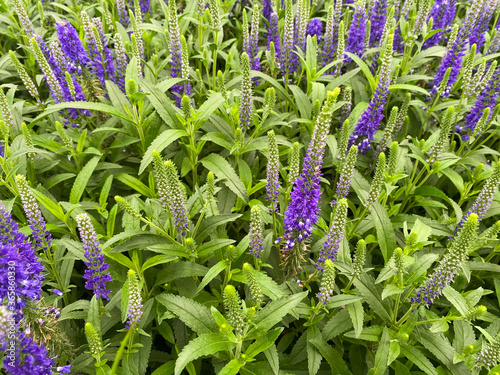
318, 259, 336, 304
464, 305, 487, 321
338, 119, 350, 162
366, 152, 386, 207
311, 99, 321, 119
223, 285, 245, 334
387, 141, 399, 176
225, 245, 236, 262
217, 71, 227, 100
21, 123, 34, 159
288, 142, 300, 186
84, 322, 103, 359
243, 263, 263, 307
353, 239, 366, 277
115, 196, 142, 219
55, 121, 72, 149
182, 95, 192, 120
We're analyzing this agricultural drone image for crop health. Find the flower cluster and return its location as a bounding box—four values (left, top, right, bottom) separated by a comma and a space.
476, 334, 500, 369
15, 174, 51, 250
345, 0, 367, 64
281, 90, 340, 252
413, 213, 478, 306
76, 213, 113, 300
350, 34, 393, 153
316, 199, 348, 270
249, 206, 264, 257
336, 145, 358, 199
369, 0, 387, 47
317, 259, 336, 304
126, 270, 143, 329
266, 130, 280, 213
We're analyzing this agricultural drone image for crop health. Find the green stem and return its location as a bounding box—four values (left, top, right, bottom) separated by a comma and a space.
109, 328, 135, 375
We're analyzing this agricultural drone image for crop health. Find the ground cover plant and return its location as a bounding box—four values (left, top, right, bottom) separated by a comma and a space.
1, 0, 500, 373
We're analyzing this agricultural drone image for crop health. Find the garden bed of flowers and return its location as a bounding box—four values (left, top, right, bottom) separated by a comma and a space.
1, 0, 500, 373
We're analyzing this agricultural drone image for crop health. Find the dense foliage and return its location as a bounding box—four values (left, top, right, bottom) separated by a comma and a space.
1, 0, 500, 374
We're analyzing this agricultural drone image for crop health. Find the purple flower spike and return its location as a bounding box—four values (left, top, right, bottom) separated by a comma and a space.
369, 0, 387, 47
345, 1, 367, 64
267, 12, 281, 60
307, 18, 323, 43
56, 20, 89, 69
350, 34, 393, 153
76, 213, 113, 301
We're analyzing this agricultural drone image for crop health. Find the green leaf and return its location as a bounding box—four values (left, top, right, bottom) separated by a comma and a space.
310, 338, 353, 375
388, 341, 400, 366
218, 359, 245, 375
155, 262, 208, 285
381, 284, 405, 300
245, 328, 283, 358
69, 156, 100, 204
322, 309, 353, 341
174, 333, 237, 375
200, 154, 249, 203
326, 295, 363, 309
264, 344, 279, 375
30, 102, 134, 126
442, 286, 468, 316
353, 273, 393, 322
252, 292, 307, 333
253, 271, 286, 300
416, 329, 471, 375
388, 84, 429, 96
405, 254, 439, 285
156, 294, 218, 334
195, 92, 225, 124
195, 260, 228, 295
372, 327, 390, 375
140, 79, 183, 129
344, 52, 376, 92
399, 343, 438, 375
139, 129, 188, 174
115, 173, 155, 197
307, 326, 322, 375
289, 85, 311, 120
152, 361, 175, 375
32, 189, 66, 222
141, 255, 177, 271
347, 301, 364, 338
371, 202, 396, 262
194, 214, 242, 243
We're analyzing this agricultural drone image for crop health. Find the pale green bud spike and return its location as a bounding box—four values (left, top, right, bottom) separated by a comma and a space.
395, 93, 411, 133
338, 119, 350, 162
269, 41, 276, 68
428, 106, 455, 163
203, 8, 212, 29
366, 152, 386, 207
209, 0, 221, 31
353, 239, 366, 277
130, 34, 142, 77
375, 106, 399, 155
9, 51, 39, 100
472, 107, 491, 138
387, 141, 399, 176
393, 247, 405, 274
64, 72, 76, 98
30, 38, 62, 101
311, 99, 321, 119
217, 71, 227, 100
127, 79, 138, 96
0, 120, 9, 141
133, 0, 143, 23
37, 1, 45, 23
21, 123, 34, 159
473, 58, 487, 93
243, 263, 263, 307
365, 20, 371, 50
446, 24, 459, 50
223, 285, 245, 334
477, 60, 498, 93
151, 150, 169, 207
288, 142, 300, 186
182, 95, 192, 120
115, 196, 142, 219
205, 171, 216, 202
318, 259, 336, 304
91, 25, 103, 53
55, 121, 72, 149
473, 163, 484, 180
405, 231, 418, 249
84, 322, 103, 359
181, 36, 190, 81
464, 305, 487, 321
234, 127, 243, 147
225, 245, 235, 262
264, 87, 276, 115
462, 44, 477, 98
